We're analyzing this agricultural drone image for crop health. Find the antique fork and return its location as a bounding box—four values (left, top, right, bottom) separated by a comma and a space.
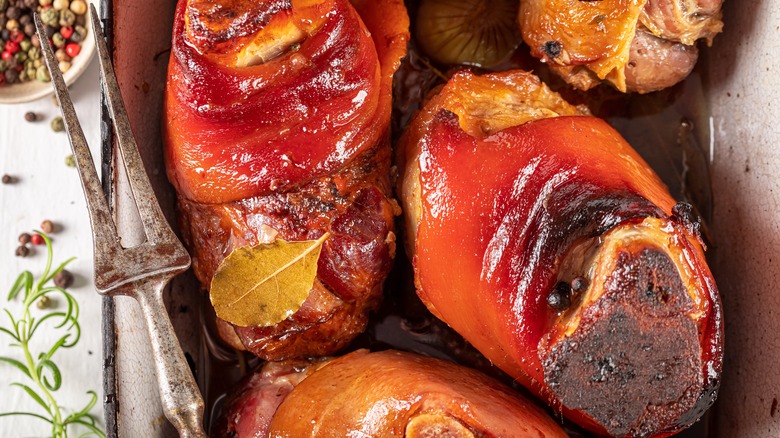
35, 7, 206, 438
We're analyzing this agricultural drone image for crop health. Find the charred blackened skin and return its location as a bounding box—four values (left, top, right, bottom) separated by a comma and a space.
543, 40, 562, 58
544, 248, 702, 437
671, 202, 704, 245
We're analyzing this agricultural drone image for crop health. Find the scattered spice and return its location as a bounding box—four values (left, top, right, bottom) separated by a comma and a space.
64, 154, 75, 167
51, 116, 65, 132
40, 219, 54, 234
36, 294, 50, 309
18, 232, 31, 245
0, 0, 89, 87
542, 40, 563, 59
30, 233, 44, 246
23, 111, 37, 122
1, 174, 13, 184
15, 245, 29, 257
53, 269, 74, 289
571, 276, 588, 293
547, 281, 572, 311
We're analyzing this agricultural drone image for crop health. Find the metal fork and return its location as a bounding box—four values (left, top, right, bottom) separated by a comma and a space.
35, 7, 206, 437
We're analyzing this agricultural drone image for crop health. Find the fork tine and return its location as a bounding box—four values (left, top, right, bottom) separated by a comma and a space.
89, 4, 176, 245
34, 13, 122, 259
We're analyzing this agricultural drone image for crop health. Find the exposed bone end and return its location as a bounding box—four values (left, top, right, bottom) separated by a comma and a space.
544, 241, 704, 437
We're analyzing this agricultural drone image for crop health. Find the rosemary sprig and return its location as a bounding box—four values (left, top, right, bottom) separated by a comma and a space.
0, 232, 105, 438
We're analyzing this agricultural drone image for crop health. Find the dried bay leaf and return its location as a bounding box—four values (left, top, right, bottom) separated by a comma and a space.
210, 233, 329, 327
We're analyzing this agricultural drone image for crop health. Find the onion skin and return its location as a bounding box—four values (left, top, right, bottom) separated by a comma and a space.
398, 70, 723, 437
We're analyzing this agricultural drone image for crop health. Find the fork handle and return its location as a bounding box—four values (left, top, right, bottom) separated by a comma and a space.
135, 281, 206, 438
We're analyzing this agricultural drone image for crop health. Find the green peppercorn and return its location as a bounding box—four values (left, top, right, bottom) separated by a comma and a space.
26, 67, 35, 80
64, 154, 75, 167
36, 295, 50, 309
28, 46, 40, 60
19, 39, 30, 52
17, 69, 27, 82
52, 32, 65, 48
59, 9, 75, 27
40, 7, 59, 27
33, 58, 41, 68
13, 51, 26, 63
36, 65, 50, 82
0, 60, 6, 73
51, 116, 65, 132
70, 24, 86, 42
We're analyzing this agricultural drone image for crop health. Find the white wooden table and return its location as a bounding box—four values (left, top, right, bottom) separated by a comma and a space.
0, 57, 105, 437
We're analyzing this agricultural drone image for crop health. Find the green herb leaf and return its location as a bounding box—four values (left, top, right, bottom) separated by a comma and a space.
210, 233, 329, 327
0, 356, 32, 378
11, 383, 51, 414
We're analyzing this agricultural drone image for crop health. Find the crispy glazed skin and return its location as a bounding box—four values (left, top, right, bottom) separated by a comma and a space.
164, 0, 409, 360
398, 70, 723, 437
216, 350, 568, 437
518, 0, 723, 93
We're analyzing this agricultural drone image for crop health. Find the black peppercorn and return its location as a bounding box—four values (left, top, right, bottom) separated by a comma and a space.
18, 13, 29, 25
23, 21, 33, 36
1, 174, 13, 184
542, 40, 563, 59
24, 111, 37, 122
5, 68, 18, 84
5, 6, 20, 20
0, 28, 10, 40
15, 245, 29, 257
54, 269, 74, 289
547, 282, 572, 311
22, 0, 35, 8
18, 232, 31, 244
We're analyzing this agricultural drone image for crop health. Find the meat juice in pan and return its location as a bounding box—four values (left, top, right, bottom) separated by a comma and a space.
183, 3, 717, 436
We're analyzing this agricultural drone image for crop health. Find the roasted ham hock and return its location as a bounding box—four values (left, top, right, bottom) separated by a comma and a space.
164, 0, 409, 360
215, 349, 568, 437
518, 0, 724, 93
397, 70, 723, 437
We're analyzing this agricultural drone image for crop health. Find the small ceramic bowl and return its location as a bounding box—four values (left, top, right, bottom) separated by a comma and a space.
0, 0, 97, 104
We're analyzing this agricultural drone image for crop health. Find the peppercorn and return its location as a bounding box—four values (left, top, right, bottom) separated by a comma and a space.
22, 21, 32, 36
64, 42, 78, 58
40, 7, 58, 27
23, 111, 36, 122
52, 32, 65, 48
57, 60, 70, 72
542, 40, 563, 59
69, 0, 85, 15
40, 219, 54, 234
52, 0, 68, 10
5, 67, 18, 83
51, 116, 64, 132
53, 269, 73, 289
58, 9, 75, 26
1, 174, 13, 184
36, 295, 50, 309
30, 233, 44, 245
64, 154, 75, 167
39, 0, 52, 5
547, 282, 572, 311
571, 276, 588, 293
0, 0, 6, 11
35, 65, 49, 81
15, 245, 29, 257
18, 232, 31, 244
27, 46, 39, 60
30, 33, 39, 47
18, 15, 30, 26
54, 48, 69, 62
18, 39, 29, 51
5, 6, 20, 20
22, 0, 35, 9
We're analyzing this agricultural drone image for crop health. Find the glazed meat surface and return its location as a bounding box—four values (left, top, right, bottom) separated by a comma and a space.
164, 0, 409, 360
519, 0, 723, 93
398, 70, 723, 436
215, 350, 568, 437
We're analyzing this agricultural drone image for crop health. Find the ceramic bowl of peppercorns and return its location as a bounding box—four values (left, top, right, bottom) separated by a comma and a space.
0, 0, 95, 103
